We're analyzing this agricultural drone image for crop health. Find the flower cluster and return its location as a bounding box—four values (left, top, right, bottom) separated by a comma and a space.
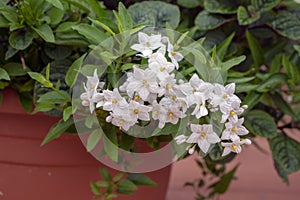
80, 32, 251, 157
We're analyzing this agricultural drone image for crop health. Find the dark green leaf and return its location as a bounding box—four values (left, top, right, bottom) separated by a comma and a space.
221, 55, 246, 71
211, 165, 238, 194
216, 32, 235, 61
48, 7, 64, 25
270, 93, 296, 117
204, 0, 238, 14
18, 92, 32, 113
103, 131, 118, 162
127, 174, 157, 186
72, 24, 108, 44
256, 73, 287, 92
237, 6, 260, 25
41, 118, 74, 145
128, 1, 180, 29
246, 30, 264, 67
244, 110, 277, 138
9, 30, 34, 50
45, 0, 64, 10
282, 55, 300, 83
177, 0, 202, 8
251, 0, 280, 12
0, 68, 10, 81
2, 63, 31, 76
117, 179, 137, 194
268, 11, 300, 40
195, 11, 231, 31
32, 24, 55, 43
100, 168, 112, 181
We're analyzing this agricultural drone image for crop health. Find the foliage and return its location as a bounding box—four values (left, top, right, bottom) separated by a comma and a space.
0, 0, 300, 199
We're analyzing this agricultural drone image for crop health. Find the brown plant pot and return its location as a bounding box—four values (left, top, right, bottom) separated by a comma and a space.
0, 88, 171, 200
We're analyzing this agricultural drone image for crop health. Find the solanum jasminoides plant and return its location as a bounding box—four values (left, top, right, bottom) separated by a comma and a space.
0, 0, 300, 199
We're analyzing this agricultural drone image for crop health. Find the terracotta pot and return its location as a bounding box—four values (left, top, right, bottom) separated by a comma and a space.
0, 88, 171, 200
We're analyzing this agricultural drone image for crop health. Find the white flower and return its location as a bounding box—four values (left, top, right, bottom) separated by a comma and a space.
211, 83, 240, 109
103, 88, 128, 111
189, 92, 208, 119
111, 113, 137, 131
131, 32, 162, 57
167, 42, 183, 69
155, 102, 185, 129
221, 118, 249, 141
174, 135, 187, 144
151, 100, 168, 128
148, 52, 175, 80
186, 124, 221, 154
128, 100, 152, 121
80, 88, 97, 113
158, 74, 179, 97
126, 67, 159, 101
221, 138, 251, 156
220, 100, 245, 123
86, 69, 100, 90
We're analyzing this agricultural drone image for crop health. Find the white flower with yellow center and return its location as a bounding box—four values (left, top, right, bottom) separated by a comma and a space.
158, 74, 179, 97
80, 88, 98, 113
129, 100, 152, 121
188, 92, 208, 119
186, 124, 221, 154
220, 100, 245, 123
131, 32, 162, 57
221, 138, 251, 156
103, 88, 128, 111
221, 118, 249, 141
110, 112, 137, 131
148, 52, 175, 80
167, 42, 183, 69
126, 67, 159, 101
211, 83, 240, 109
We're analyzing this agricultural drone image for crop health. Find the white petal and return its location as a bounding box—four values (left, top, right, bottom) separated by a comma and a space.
186, 133, 199, 143
222, 147, 232, 156
207, 133, 221, 144
199, 140, 210, 154
139, 87, 150, 100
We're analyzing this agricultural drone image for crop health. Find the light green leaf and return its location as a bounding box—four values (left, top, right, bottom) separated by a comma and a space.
244, 110, 277, 138
27, 72, 53, 88
46, 0, 64, 10
89, 17, 115, 36
63, 106, 73, 121
37, 90, 69, 104
221, 55, 246, 71
9, 30, 34, 50
65, 54, 86, 87
177, 0, 202, 8
246, 30, 264, 67
195, 11, 231, 31
56, 22, 78, 32
41, 118, 74, 145
32, 24, 55, 43
237, 6, 260, 25
87, 129, 103, 152
72, 24, 108, 44
0, 68, 10, 81
127, 174, 157, 186
48, 7, 64, 25
128, 1, 180, 29
86, 0, 106, 18
204, 0, 239, 14
116, 2, 133, 32
268, 11, 300, 40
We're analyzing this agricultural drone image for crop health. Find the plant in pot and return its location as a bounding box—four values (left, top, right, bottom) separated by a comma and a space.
0, 0, 300, 200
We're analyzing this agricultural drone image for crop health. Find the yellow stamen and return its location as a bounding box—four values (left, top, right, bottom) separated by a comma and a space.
134, 95, 139, 101
153, 110, 159, 115
166, 84, 172, 90
90, 85, 96, 89
160, 67, 166, 71
146, 42, 151, 47
232, 144, 237, 151
142, 80, 147, 85
134, 109, 139, 114
231, 127, 237, 133
119, 119, 124, 125
223, 94, 228, 99
201, 132, 206, 138
169, 112, 173, 119
111, 99, 117, 104
193, 89, 197, 93
230, 111, 235, 116
171, 51, 177, 56
172, 95, 177, 101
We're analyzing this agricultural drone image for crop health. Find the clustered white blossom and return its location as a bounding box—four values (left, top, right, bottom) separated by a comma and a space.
80, 32, 251, 157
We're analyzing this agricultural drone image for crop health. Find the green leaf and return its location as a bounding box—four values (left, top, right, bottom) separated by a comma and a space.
87, 129, 103, 152
269, 134, 300, 183
256, 73, 287, 92
65, 54, 86, 87
99, 168, 112, 181
90, 182, 101, 195
41, 118, 74, 145
268, 11, 300, 40
86, 0, 106, 18
9, 30, 34, 50
211, 165, 238, 194
235, 84, 259, 93
216, 32, 235, 61
270, 93, 296, 117
237, 6, 260, 25
251, 0, 280, 12
152, 122, 180, 136
45, 0, 64, 10
194, 11, 231, 31
48, 7, 64, 25
246, 30, 264, 67
221, 55, 246, 71
282, 55, 300, 83
56, 22, 78, 32
127, 174, 157, 186
89, 17, 115, 36
37, 90, 69, 104
117, 179, 137, 194
0, 68, 10, 81
116, 2, 133, 32
244, 110, 277, 138
32, 24, 55, 43
27, 72, 53, 88
0, 15, 9, 28
103, 132, 118, 162
72, 24, 107, 44
128, 1, 180, 29
95, 180, 109, 187
2, 63, 31, 76
113, 173, 125, 182
204, 0, 238, 14
63, 106, 73, 121
18, 92, 33, 113
177, 0, 202, 8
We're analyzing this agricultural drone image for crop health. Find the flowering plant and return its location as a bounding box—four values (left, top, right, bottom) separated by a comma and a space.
80, 31, 252, 159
